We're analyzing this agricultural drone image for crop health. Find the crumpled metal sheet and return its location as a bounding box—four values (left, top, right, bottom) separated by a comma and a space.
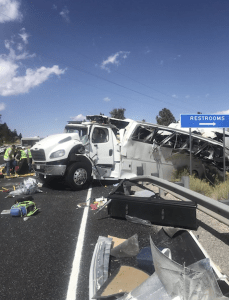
150, 236, 229, 300
110, 234, 139, 258
89, 236, 112, 300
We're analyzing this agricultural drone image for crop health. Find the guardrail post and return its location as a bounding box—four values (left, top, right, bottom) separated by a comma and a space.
159, 164, 165, 197
181, 176, 190, 189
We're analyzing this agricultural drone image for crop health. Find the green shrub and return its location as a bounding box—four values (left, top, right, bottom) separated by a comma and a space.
171, 168, 229, 200
171, 168, 190, 182
189, 176, 213, 198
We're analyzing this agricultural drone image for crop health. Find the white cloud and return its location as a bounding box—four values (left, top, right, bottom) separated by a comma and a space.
60, 7, 70, 22
216, 109, 229, 114
0, 64, 65, 96
0, 33, 65, 96
5, 33, 35, 60
101, 51, 130, 72
205, 93, 210, 98
70, 114, 86, 121
19, 28, 29, 44
185, 95, 190, 99
17, 43, 23, 51
0, 0, 22, 23
0, 103, 6, 111
52, 4, 57, 10
172, 94, 177, 98
103, 97, 111, 102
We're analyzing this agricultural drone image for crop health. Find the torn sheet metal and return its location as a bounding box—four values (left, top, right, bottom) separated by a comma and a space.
149, 236, 229, 300
110, 234, 139, 258
89, 236, 112, 300
121, 121, 229, 180
117, 233, 229, 300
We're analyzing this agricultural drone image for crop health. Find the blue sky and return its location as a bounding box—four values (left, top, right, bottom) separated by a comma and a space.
0, 0, 229, 137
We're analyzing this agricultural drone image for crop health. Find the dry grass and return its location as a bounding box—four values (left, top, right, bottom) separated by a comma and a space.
171, 168, 229, 200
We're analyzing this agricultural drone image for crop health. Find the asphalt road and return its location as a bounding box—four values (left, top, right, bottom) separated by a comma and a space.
0, 175, 229, 300
0, 177, 160, 300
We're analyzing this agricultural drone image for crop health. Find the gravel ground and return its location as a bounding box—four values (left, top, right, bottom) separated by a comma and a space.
194, 209, 229, 278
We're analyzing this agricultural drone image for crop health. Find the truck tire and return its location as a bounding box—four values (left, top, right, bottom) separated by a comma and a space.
65, 162, 91, 190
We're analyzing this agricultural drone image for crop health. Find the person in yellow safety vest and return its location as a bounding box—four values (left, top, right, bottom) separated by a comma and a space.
4, 145, 16, 176
15, 147, 29, 175
25, 146, 33, 173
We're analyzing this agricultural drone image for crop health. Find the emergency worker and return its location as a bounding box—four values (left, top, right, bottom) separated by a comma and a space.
15, 147, 29, 175
4, 145, 16, 176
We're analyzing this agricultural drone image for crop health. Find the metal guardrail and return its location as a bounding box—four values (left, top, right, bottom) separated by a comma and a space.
131, 176, 229, 226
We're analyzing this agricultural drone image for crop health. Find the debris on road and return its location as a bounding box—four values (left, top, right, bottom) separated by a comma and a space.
89, 236, 112, 300
1, 210, 10, 214
90, 203, 98, 210
107, 179, 197, 230
5, 178, 43, 198
89, 228, 229, 299
92, 265, 149, 299
10, 200, 39, 217
77, 202, 89, 208
109, 234, 139, 258
89, 197, 108, 211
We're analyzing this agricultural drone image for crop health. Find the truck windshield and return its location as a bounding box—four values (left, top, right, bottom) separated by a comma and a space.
64, 126, 88, 140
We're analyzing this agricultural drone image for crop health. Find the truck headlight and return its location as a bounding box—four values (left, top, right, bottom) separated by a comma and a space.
50, 150, 65, 159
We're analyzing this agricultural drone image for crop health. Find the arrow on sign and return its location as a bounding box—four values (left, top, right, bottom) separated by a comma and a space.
199, 122, 216, 126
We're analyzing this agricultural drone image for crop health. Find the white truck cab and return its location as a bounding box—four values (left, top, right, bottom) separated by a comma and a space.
31, 116, 129, 189
31, 115, 229, 190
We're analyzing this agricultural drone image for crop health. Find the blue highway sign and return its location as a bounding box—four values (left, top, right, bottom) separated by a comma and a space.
180, 114, 229, 128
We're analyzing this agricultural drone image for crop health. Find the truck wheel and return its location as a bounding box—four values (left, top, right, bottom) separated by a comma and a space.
65, 162, 91, 190
192, 170, 199, 178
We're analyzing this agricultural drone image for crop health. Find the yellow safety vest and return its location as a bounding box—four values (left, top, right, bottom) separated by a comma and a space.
4, 147, 13, 161
20, 150, 27, 160
27, 149, 32, 158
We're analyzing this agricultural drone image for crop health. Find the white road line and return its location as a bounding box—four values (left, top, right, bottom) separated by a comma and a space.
66, 187, 92, 300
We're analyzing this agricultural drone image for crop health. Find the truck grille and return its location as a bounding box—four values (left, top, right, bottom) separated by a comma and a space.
31, 149, 46, 161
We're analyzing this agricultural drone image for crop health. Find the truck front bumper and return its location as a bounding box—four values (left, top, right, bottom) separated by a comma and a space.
33, 163, 67, 176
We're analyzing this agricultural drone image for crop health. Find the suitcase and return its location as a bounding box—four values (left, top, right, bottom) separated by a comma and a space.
107, 180, 197, 230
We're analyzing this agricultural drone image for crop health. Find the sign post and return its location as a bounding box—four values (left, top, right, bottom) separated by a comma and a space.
189, 128, 192, 176
180, 114, 229, 180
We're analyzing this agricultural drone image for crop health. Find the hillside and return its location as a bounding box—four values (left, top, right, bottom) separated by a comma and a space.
0, 123, 22, 145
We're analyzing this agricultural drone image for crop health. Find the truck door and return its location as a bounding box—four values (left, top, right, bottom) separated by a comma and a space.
90, 126, 114, 165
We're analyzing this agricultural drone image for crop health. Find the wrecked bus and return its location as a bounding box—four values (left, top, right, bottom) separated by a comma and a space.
31, 115, 229, 190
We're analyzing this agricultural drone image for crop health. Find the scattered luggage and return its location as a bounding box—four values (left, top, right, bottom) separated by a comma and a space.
10, 200, 39, 217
